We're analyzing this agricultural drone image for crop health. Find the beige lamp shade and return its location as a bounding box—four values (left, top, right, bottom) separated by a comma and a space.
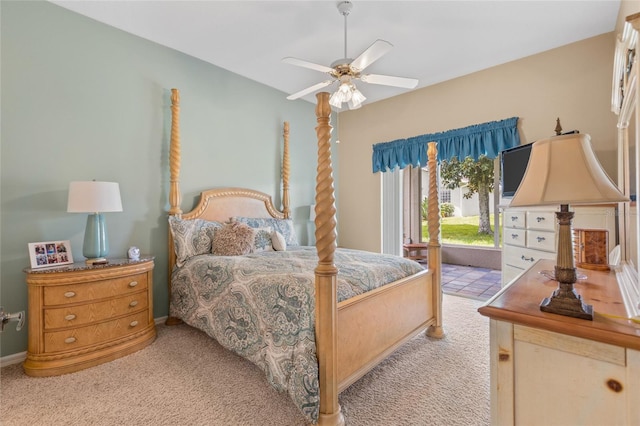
67, 181, 123, 213
510, 134, 627, 207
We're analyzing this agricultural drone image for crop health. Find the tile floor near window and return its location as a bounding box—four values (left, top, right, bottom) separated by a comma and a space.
441, 263, 502, 301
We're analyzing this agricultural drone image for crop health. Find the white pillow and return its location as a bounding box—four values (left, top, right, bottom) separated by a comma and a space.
271, 230, 287, 251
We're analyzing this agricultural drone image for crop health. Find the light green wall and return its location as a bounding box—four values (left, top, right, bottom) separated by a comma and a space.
0, 1, 320, 357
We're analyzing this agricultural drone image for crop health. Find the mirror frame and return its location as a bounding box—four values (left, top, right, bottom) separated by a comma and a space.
612, 13, 640, 317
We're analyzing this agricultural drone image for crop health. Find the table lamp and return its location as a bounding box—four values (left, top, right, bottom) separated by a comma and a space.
67, 181, 123, 264
509, 133, 627, 320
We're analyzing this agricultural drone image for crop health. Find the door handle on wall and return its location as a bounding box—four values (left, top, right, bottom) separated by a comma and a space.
0, 306, 25, 332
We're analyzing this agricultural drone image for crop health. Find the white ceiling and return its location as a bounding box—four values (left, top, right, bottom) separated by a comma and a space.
50, 1, 621, 107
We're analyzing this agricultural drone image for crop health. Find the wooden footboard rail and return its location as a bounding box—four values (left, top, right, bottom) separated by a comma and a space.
313, 92, 443, 425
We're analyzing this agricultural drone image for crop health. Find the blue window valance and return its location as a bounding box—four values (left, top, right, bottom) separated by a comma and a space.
372, 117, 520, 173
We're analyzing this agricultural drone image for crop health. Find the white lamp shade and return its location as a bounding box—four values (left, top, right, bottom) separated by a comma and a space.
510, 134, 627, 207
67, 181, 123, 213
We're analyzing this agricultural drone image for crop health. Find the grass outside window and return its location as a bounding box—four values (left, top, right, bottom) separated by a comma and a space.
422, 215, 502, 247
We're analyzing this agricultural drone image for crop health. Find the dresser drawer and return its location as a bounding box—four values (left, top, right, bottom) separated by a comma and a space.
502, 264, 525, 285
44, 310, 149, 353
527, 230, 556, 252
504, 228, 526, 247
43, 272, 148, 306
504, 246, 556, 270
43, 291, 148, 329
504, 211, 526, 229
526, 211, 555, 231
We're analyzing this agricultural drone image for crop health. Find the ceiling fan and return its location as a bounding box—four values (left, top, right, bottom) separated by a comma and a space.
283, 1, 419, 110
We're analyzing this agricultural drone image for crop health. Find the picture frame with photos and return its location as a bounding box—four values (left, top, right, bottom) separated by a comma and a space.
28, 240, 74, 269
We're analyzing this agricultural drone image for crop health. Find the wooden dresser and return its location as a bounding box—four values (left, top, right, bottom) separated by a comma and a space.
501, 205, 616, 285
479, 260, 640, 425
23, 257, 156, 377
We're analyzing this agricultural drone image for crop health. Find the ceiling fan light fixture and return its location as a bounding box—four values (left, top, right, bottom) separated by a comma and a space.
348, 99, 362, 110
340, 82, 354, 101
348, 87, 366, 109
329, 90, 345, 109
285, 1, 418, 104
330, 81, 365, 109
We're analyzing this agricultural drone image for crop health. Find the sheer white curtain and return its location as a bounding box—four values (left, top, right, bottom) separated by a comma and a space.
381, 168, 403, 255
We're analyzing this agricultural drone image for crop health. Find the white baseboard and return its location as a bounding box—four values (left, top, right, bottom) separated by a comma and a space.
1, 351, 26, 368
1, 316, 169, 368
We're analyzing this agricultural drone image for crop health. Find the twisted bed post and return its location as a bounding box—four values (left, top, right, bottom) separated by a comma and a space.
282, 121, 291, 218
426, 141, 444, 338
166, 88, 183, 326
314, 92, 344, 426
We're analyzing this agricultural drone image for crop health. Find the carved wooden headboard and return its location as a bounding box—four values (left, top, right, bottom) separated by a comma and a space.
165, 89, 291, 283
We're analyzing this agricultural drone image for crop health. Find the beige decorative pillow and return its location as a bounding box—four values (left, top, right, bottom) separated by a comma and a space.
212, 221, 256, 256
271, 230, 287, 251
253, 227, 274, 253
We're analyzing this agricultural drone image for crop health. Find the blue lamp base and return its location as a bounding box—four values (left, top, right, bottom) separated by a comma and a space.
83, 213, 109, 264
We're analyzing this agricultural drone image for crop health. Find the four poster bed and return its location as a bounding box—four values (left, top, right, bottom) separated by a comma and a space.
165, 88, 444, 425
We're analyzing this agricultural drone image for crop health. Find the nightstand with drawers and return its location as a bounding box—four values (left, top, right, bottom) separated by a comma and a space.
23, 257, 156, 377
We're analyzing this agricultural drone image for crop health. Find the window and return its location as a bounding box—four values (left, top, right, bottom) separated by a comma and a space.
439, 187, 451, 204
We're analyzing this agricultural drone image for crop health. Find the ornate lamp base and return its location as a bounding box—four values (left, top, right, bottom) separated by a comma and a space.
539, 207, 594, 321
540, 280, 594, 320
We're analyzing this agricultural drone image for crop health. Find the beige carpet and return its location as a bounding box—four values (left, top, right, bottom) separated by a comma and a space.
1, 294, 489, 426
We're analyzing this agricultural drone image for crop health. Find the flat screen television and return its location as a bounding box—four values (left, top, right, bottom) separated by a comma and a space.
501, 143, 533, 197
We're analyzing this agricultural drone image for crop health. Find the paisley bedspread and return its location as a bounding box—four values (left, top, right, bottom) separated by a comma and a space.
170, 246, 424, 423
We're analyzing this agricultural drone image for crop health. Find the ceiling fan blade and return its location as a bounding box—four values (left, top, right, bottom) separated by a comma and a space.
361, 73, 419, 89
350, 39, 393, 72
287, 80, 335, 100
282, 57, 334, 74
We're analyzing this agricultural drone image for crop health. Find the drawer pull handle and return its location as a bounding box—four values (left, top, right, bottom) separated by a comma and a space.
64, 314, 76, 321
129, 300, 139, 307
536, 217, 545, 222
511, 234, 519, 239
64, 337, 76, 344
64, 291, 76, 298
511, 216, 518, 221
536, 236, 546, 242
128, 281, 138, 288
521, 255, 535, 262
129, 320, 139, 327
